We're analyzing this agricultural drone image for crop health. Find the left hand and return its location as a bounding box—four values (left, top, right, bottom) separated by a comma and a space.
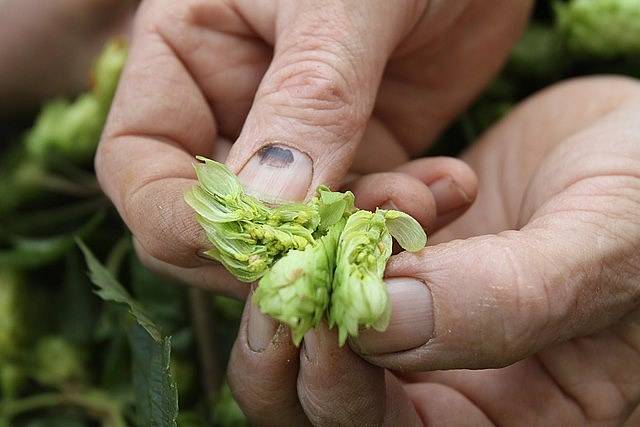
226, 77, 640, 426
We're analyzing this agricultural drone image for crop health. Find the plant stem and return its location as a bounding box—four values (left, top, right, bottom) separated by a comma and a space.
0, 390, 127, 427
189, 288, 221, 412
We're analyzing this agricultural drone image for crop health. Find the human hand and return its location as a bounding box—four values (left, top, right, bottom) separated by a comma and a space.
227, 77, 640, 426
0, 0, 136, 113
96, 0, 532, 297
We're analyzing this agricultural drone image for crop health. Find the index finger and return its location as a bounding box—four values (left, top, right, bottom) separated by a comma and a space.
96, 3, 217, 269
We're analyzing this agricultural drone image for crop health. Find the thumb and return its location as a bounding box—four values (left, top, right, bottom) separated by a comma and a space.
225, 0, 416, 202
350, 220, 638, 371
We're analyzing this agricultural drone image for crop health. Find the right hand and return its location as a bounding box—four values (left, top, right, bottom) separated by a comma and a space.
96, 0, 533, 298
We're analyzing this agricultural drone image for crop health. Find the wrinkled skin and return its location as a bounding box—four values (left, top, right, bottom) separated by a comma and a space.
10, 0, 640, 425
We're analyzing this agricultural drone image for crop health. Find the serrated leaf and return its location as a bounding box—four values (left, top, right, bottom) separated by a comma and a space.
76, 239, 162, 342
129, 324, 179, 427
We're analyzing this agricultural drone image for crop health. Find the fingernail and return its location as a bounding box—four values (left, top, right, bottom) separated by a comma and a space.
351, 277, 433, 355
238, 144, 312, 203
303, 322, 333, 363
248, 292, 279, 352
428, 176, 470, 215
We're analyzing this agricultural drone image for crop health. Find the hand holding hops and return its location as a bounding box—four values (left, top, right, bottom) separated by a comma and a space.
185, 157, 427, 345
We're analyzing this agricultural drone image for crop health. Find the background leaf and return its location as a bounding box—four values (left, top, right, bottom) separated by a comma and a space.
129, 324, 178, 427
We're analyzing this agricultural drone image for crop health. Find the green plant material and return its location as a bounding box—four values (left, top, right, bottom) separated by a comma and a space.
0, 363, 26, 399
129, 324, 179, 427
177, 412, 208, 427
555, 0, 640, 59
0, 210, 105, 269
78, 239, 162, 342
25, 40, 127, 165
508, 23, 567, 80
58, 252, 99, 346
32, 336, 85, 388
78, 240, 178, 427
254, 218, 345, 345
0, 390, 126, 427
187, 157, 426, 345
329, 210, 426, 346
0, 269, 26, 361
184, 157, 352, 282
212, 381, 247, 427
171, 357, 196, 400
212, 296, 244, 321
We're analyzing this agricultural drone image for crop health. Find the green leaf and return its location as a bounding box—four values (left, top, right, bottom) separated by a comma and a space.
58, 251, 98, 346
77, 240, 179, 427
0, 210, 105, 269
76, 239, 162, 343
128, 324, 178, 427
382, 210, 427, 252
193, 157, 243, 198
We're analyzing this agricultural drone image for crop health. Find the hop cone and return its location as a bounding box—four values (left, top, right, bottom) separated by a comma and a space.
556, 0, 640, 59
329, 211, 392, 346
254, 219, 344, 345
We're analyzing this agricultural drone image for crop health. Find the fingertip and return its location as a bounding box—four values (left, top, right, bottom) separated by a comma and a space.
395, 157, 478, 215
345, 171, 437, 232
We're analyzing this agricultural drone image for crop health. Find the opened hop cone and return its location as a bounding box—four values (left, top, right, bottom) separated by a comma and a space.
185, 157, 427, 345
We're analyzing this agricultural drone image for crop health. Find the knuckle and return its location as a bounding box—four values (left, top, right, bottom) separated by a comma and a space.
262, 41, 368, 141
298, 379, 381, 427
122, 181, 204, 268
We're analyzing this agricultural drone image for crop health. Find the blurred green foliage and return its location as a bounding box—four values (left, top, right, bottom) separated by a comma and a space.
1, 0, 639, 425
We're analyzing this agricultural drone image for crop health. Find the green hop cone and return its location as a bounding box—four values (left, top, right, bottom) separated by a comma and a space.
254, 219, 345, 345
32, 336, 85, 387
25, 39, 127, 165
329, 209, 426, 346
555, 0, 640, 59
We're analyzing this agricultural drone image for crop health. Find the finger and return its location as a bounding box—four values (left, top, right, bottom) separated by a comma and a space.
351, 181, 640, 371
344, 157, 478, 233
227, 287, 309, 427
297, 323, 422, 426
133, 238, 248, 300
97, 0, 270, 277
225, 0, 420, 201
394, 157, 478, 231
96, 4, 219, 270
